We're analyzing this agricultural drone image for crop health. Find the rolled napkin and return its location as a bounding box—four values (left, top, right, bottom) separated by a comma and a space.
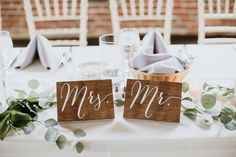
14, 35, 61, 70
130, 31, 187, 74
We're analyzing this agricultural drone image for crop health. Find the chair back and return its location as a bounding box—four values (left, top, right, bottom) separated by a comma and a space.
110, 0, 174, 44
23, 0, 88, 46
198, 0, 236, 44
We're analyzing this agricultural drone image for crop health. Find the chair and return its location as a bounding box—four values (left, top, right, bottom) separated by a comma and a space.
109, 0, 174, 44
23, 0, 88, 46
0, 4, 2, 30
198, 0, 236, 44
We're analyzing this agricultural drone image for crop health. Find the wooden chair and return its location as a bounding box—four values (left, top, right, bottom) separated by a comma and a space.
23, 0, 88, 46
109, 0, 174, 44
198, 0, 236, 44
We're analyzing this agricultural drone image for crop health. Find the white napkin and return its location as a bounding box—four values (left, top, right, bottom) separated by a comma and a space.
130, 31, 186, 74
14, 35, 61, 70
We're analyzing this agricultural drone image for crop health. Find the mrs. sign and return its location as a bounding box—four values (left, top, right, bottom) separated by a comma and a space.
56, 80, 114, 122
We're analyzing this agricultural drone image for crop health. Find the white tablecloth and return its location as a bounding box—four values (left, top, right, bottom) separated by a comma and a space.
1, 45, 236, 157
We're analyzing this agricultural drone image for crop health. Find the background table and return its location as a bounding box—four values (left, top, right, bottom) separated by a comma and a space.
1, 44, 236, 157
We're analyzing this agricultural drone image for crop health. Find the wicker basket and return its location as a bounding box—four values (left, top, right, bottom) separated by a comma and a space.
129, 66, 189, 82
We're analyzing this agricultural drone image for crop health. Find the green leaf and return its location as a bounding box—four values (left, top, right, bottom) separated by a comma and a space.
222, 88, 234, 97
182, 82, 189, 93
73, 128, 86, 137
0, 111, 10, 120
44, 118, 58, 127
182, 97, 193, 102
56, 135, 67, 150
201, 94, 216, 110
222, 107, 234, 116
196, 115, 213, 128
28, 79, 39, 89
115, 99, 124, 106
22, 122, 35, 134
183, 109, 197, 120
75, 142, 84, 153
38, 98, 50, 109
10, 110, 32, 128
14, 89, 27, 99
220, 114, 232, 124
48, 93, 56, 102
44, 128, 59, 141
0, 114, 11, 140
225, 122, 236, 130
7, 96, 15, 105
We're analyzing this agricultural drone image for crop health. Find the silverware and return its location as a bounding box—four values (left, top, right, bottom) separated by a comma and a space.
59, 51, 67, 67
67, 46, 72, 62
178, 47, 189, 65
183, 44, 194, 60
8, 48, 23, 68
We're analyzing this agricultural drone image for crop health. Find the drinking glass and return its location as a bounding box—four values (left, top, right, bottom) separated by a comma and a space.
118, 28, 140, 77
0, 54, 8, 113
0, 31, 12, 113
99, 34, 124, 96
0, 31, 13, 67
118, 28, 140, 60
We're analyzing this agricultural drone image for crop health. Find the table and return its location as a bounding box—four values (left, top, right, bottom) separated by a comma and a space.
1, 44, 236, 157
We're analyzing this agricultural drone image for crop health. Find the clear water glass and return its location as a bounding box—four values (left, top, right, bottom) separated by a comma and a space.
99, 34, 124, 89
0, 31, 13, 67
0, 54, 8, 113
0, 31, 12, 113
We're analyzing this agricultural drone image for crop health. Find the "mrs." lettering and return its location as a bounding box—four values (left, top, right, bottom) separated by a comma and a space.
60, 83, 112, 119
57, 80, 115, 122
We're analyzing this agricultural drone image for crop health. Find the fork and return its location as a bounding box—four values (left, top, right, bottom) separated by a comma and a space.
67, 46, 73, 62
59, 51, 67, 67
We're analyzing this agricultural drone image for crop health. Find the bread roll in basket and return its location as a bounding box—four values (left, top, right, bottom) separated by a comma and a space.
128, 65, 189, 82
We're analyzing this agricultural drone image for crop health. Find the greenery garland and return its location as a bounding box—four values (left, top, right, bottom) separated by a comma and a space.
182, 82, 236, 130
0, 79, 85, 153
1, 79, 235, 154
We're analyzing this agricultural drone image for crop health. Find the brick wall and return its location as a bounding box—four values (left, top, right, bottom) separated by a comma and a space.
1, 0, 199, 40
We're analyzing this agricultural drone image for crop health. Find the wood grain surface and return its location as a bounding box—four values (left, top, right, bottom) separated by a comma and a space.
124, 79, 182, 123
57, 80, 114, 122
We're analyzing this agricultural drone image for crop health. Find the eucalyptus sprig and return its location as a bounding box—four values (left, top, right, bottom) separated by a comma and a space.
182, 82, 236, 130
0, 79, 86, 153
202, 82, 235, 96
40, 118, 86, 153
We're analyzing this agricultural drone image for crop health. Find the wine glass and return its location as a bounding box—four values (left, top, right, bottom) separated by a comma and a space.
118, 28, 140, 78
118, 28, 140, 60
0, 31, 12, 113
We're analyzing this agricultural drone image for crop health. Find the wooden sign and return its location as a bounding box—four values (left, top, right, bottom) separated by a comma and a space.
56, 80, 115, 122
123, 79, 182, 123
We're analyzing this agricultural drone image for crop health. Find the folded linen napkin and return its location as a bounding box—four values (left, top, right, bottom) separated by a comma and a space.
14, 35, 61, 70
130, 31, 187, 74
